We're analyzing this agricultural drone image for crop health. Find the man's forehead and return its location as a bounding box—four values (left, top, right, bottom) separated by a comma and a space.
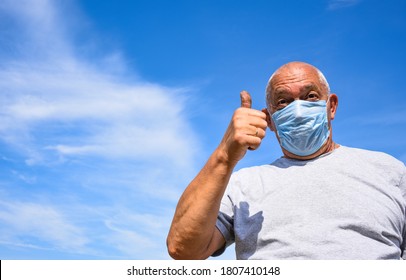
273, 64, 319, 82
270, 64, 323, 92
266, 62, 329, 105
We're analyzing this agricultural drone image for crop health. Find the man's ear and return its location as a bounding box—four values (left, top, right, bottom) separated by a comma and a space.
328, 93, 338, 120
262, 108, 275, 131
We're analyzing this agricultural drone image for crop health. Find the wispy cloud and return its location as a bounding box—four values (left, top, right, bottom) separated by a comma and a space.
0, 200, 89, 252
0, 0, 198, 258
327, 0, 361, 10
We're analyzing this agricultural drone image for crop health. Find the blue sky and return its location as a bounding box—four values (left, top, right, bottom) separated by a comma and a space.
0, 0, 405, 260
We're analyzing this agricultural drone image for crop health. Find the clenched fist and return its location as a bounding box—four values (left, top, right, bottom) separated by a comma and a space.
218, 90, 268, 165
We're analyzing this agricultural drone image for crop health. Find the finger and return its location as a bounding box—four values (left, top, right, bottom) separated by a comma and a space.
247, 135, 263, 150
241, 115, 268, 131
247, 127, 266, 150
235, 107, 267, 119
240, 90, 252, 108
248, 110, 267, 119
251, 127, 266, 138
242, 125, 262, 136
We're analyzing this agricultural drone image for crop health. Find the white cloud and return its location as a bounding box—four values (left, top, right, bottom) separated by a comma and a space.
0, 194, 165, 258
0, 0, 198, 168
104, 218, 166, 259
1, 66, 197, 167
0, 0, 199, 259
98, 207, 176, 259
327, 0, 361, 10
0, 200, 89, 252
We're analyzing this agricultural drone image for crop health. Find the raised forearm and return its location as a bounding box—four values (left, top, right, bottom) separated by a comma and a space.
166, 148, 235, 259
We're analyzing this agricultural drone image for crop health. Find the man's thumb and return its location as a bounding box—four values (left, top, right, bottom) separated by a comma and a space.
240, 90, 252, 108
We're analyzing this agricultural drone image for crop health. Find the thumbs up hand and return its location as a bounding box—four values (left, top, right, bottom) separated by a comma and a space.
217, 90, 268, 166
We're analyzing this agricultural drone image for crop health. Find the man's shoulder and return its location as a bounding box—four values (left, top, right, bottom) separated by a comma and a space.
338, 146, 405, 173
340, 146, 403, 163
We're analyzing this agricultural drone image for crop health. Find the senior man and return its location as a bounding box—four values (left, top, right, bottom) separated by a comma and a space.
167, 61, 406, 260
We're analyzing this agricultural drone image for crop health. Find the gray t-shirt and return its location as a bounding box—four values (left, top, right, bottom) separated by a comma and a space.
216, 146, 406, 259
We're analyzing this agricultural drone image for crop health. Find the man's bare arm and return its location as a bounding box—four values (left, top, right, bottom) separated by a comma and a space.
166, 91, 267, 259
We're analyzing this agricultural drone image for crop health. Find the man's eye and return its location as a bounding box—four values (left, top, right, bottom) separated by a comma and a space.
276, 99, 288, 110
307, 92, 319, 100
277, 99, 287, 105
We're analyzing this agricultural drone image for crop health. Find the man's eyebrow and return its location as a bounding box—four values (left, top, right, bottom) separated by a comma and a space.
273, 87, 290, 97
301, 83, 321, 92
273, 83, 320, 97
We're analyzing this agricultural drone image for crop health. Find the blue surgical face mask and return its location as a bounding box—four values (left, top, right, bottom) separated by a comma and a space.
270, 99, 330, 157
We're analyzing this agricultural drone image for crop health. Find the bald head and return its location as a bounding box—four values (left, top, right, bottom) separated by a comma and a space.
266, 62, 330, 111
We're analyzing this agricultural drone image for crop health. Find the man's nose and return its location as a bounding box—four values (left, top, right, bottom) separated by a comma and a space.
293, 101, 305, 119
